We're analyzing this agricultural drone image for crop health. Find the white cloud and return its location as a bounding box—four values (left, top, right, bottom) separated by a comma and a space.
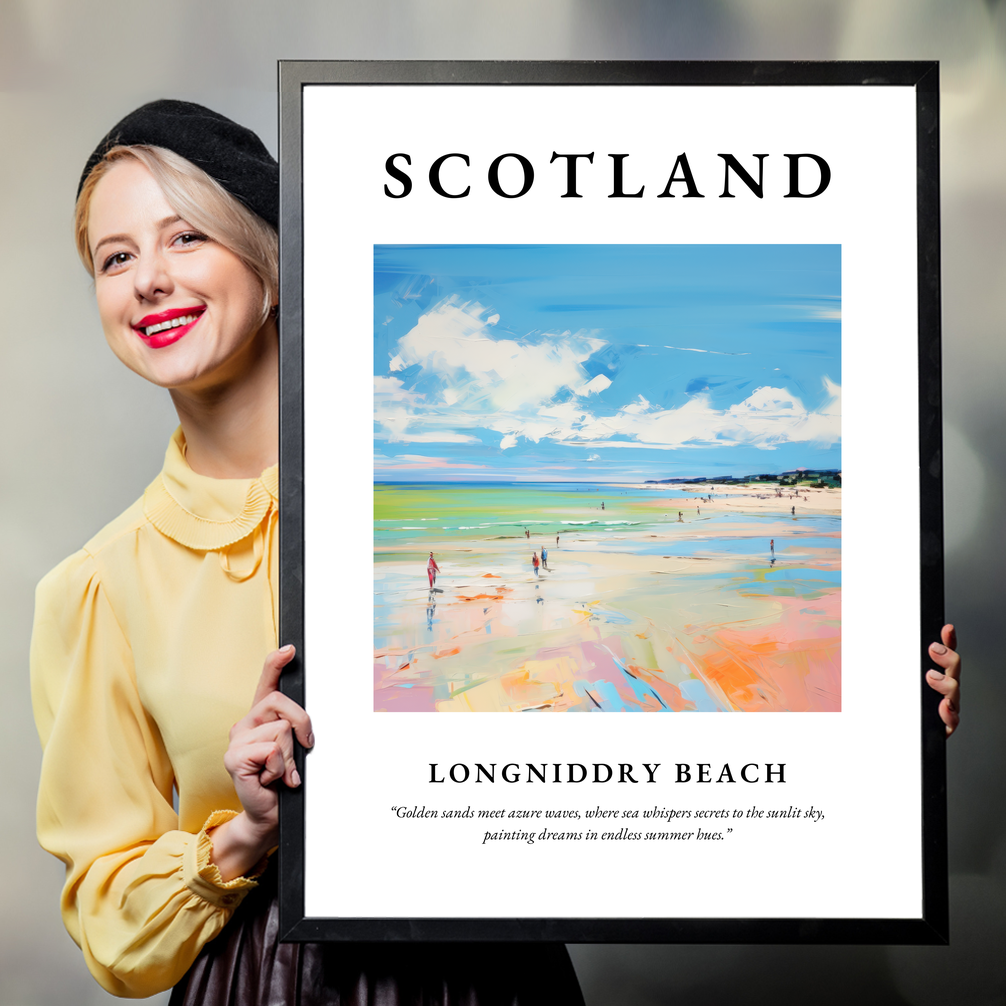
582, 374, 612, 394
374, 375, 423, 405
376, 299, 841, 453
773, 297, 842, 322
388, 296, 607, 412
552, 380, 840, 451
378, 412, 481, 444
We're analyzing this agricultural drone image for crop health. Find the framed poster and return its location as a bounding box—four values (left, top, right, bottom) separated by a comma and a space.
277, 61, 946, 943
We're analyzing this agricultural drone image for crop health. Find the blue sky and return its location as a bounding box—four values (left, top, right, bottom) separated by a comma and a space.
374, 245, 840, 482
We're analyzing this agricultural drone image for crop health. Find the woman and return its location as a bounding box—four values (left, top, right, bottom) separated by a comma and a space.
31, 100, 585, 1004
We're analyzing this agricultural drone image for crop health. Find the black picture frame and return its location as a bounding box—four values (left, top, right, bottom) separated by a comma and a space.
277, 60, 945, 944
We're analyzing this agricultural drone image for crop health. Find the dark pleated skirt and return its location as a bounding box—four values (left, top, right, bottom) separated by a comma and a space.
169, 869, 584, 1006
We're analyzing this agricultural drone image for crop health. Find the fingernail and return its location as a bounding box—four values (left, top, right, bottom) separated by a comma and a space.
927, 669, 944, 680
307, 732, 315, 748
931, 643, 947, 654
280, 644, 295, 654
292, 768, 301, 787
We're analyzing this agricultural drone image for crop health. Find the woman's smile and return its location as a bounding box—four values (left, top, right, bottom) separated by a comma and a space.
133, 305, 207, 347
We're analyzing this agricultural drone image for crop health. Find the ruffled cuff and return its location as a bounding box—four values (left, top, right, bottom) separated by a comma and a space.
182, 810, 269, 910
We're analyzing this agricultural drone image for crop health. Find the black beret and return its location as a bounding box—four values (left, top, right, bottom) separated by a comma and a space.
78, 99, 278, 228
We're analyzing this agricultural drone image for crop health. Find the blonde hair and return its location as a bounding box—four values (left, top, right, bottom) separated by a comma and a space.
75, 145, 278, 322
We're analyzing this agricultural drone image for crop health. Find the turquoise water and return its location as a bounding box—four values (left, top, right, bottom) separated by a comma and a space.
374, 481, 839, 554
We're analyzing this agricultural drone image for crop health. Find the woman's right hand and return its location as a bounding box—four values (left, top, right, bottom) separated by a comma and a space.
926, 624, 961, 737
209, 645, 314, 881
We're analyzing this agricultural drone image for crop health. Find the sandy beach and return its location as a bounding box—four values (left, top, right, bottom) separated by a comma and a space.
374, 482, 841, 713
612, 482, 842, 513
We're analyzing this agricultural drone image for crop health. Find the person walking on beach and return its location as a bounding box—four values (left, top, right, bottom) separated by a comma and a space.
541, 546, 548, 570
556, 534, 560, 547
427, 552, 440, 589
770, 539, 775, 559
532, 551, 540, 577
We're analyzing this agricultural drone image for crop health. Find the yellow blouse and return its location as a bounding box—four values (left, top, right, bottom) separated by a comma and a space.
31, 428, 279, 998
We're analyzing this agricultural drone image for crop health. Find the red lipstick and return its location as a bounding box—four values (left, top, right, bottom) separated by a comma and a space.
132, 306, 205, 349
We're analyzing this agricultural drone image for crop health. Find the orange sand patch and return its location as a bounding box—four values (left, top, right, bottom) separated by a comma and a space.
492, 656, 585, 712
675, 592, 840, 711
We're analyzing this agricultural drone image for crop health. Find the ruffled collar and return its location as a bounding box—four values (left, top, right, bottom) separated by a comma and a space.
143, 428, 278, 551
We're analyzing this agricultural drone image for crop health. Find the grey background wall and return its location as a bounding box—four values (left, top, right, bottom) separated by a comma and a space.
1, 2, 1003, 1003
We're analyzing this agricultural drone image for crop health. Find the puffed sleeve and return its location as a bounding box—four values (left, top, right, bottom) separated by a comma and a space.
31, 549, 262, 998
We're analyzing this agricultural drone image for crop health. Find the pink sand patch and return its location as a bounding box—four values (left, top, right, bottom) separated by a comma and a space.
684, 591, 840, 711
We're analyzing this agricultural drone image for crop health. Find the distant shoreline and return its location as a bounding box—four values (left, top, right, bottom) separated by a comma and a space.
376, 478, 841, 494
375, 474, 842, 490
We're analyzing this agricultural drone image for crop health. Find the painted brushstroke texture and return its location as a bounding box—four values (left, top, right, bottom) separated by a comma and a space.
374, 483, 840, 712
373, 246, 840, 712
375, 245, 841, 483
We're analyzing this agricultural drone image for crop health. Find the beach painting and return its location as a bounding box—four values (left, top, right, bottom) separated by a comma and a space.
374, 245, 841, 713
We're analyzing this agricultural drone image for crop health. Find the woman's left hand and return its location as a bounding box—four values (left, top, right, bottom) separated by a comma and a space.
926, 624, 961, 737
